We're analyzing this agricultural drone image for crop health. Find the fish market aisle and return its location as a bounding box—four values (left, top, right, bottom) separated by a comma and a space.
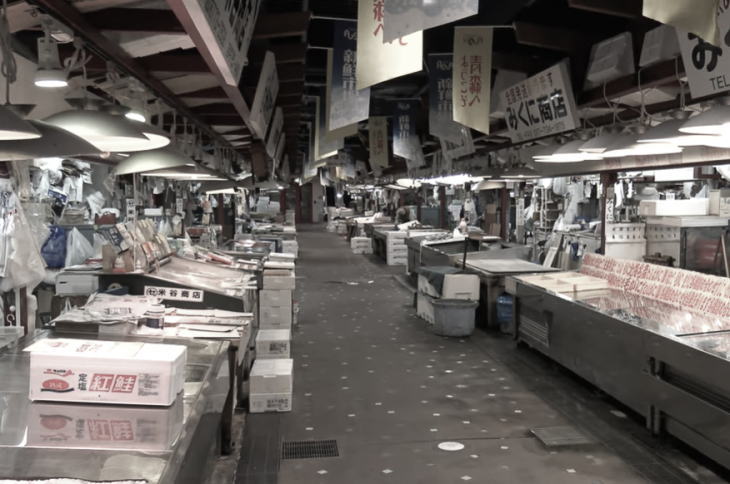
236, 227, 721, 484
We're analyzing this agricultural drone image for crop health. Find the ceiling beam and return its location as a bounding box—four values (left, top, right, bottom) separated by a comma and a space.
83, 51, 209, 73
253, 12, 312, 40
513, 21, 597, 53
567, 0, 642, 18
179, 86, 228, 98
202, 115, 248, 125
28, 0, 238, 150
492, 51, 554, 74
192, 103, 240, 115
249, 43, 307, 65
84, 8, 184, 33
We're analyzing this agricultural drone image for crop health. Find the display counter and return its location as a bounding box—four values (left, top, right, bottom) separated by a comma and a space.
510, 278, 730, 469
0, 331, 230, 484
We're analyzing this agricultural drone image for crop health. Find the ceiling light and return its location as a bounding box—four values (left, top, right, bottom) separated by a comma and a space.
475, 179, 505, 191
534, 140, 604, 163
579, 128, 622, 153
602, 132, 683, 158
396, 177, 421, 188
0, 105, 42, 140
679, 99, 730, 136
45, 109, 169, 152
34, 34, 67, 88
0, 120, 99, 161
114, 148, 193, 176
501, 165, 541, 179
125, 111, 146, 123
142, 164, 225, 181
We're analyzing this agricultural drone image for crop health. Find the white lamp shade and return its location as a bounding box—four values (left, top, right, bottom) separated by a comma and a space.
679, 105, 730, 135
114, 148, 193, 176
0, 120, 100, 161
534, 140, 604, 162
476, 179, 505, 190
0, 105, 41, 140
579, 130, 622, 153
603, 132, 683, 158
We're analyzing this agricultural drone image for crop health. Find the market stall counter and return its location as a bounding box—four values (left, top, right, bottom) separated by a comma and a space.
508, 255, 730, 470
0, 331, 230, 484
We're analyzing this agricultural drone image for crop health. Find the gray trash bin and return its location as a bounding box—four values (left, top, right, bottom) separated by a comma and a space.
431, 299, 478, 337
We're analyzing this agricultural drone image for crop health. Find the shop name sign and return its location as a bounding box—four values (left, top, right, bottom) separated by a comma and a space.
677, 3, 730, 98
249, 51, 279, 140
144, 286, 204, 302
501, 61, 579, 143
452, 26, 493, 135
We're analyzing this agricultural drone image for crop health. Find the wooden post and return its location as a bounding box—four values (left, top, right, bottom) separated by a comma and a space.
500, 187, 509, 240
439, 186, 447, 229
279, 188, 287, 215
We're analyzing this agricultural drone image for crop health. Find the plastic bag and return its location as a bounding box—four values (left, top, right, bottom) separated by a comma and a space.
65, 227, 94, 267
41, 226, 67, 268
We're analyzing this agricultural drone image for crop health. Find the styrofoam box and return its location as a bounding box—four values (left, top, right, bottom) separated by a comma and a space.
638, 199, 709, 217
263, 272, 295, 290
260, 289, 292, 308
250, 358, 293, 394
27, 397, 184, 450
255, 329, 291, 358
27, 338, 186, 406
351, 237, 372, 249
353, 248, 374, 255
250, 392, 292, 413
443, 274, 480, 300
264, 260, 295, 270
416, 292, 435, 324
260, 304, 292, 329
55, 273, 99, 296
387, 258, 407, 266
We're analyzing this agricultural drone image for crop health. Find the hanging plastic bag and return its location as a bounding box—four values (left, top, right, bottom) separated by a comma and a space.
65, 227, 94, 267
41, 226, 67, 268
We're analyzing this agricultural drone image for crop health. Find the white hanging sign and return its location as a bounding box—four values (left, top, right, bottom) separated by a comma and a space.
356, 0, 423, 90
144, 286, 204, 302
265, 107, 284, 158
678, 6, 730, 99
452, 26, 493, 135
329, 21, 371, 131
501, 61, 579, 143
384, 0, 479, 43
249, 51, 279, 140
368, 116, 389, 168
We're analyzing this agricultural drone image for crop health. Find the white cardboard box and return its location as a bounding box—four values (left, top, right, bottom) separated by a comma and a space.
638, 199, 709, 216
263, 271, 296, 290
250, 392, 292, 413
260, 304, 292, 329
260, 289, 292, 309
55, 273, 99, 296
255, 329, 291, 358
27, 339, 186, 406
250, 358, 293, 394
27, 398, 184, 450
443, 274, 480, 300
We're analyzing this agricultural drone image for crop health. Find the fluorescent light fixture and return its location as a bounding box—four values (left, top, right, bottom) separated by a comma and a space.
0, 105, 41, 140
114, 148, 193, 176
34, 35, 67, 88
534, 140, 604, 162
0, 120, 100, 160
44, 109, 169, 152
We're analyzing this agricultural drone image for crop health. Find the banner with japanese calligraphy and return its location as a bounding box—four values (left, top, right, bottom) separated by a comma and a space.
500, 61, 579, 143
356, 0, 423, 90
368, 116, 389, 168
249, 51, 279, 140
428, 54, 462, 143
440, 129, 475, 164
678, 6, 730, 99
383, 0, 479, 43
329, 21, 371, 132
393, 100, 426, 169
325, 48, 360, 140
315, 96, 342, 161
452, 27, 493, 135
265, 107, 283, 158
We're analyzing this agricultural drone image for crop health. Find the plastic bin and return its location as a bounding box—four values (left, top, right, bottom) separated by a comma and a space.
431, 299, 478, 337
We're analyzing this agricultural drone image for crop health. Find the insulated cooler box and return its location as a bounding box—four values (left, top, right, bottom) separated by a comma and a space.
250, 358, 293, 413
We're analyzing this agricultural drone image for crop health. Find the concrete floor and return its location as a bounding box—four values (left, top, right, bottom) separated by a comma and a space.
235, 227, 728, 484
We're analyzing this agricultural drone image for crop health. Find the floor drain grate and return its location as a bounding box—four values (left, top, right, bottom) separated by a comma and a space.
531, 426, 595, 447
282, 440, 339, 459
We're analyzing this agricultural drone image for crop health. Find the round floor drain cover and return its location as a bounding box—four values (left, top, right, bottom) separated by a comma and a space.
438, 442, 465, 451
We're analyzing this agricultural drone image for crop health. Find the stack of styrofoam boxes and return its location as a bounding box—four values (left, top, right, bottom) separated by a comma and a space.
386, 231, 408, 265
416, 272, 479, 324
282, 240, 299, 258
285, 209, 296, 225
351, 236, 373, 255
335, 220, 348, 235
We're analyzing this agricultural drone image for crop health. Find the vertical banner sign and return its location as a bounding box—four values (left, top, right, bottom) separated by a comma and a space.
440, 131, 475, 164
393, 100, 426, 169
384, 0, 479, 43
315, 96, 343, 161
453, 27, 493, 135
275, 133, 286, 171
265, 107, 284, 158
356, 0, 423, 90
249, 51, 279, 140
368, 116, 389, 168
678, 6, 730, 99
325, 49, 359, 139
500, 61, 579, 143
330, 21, 371, 131
428, 54, 462, 142
180, 0, 261, 85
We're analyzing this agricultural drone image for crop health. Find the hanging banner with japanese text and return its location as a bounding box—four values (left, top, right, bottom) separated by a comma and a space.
265, 107, 283, 158
428, 54, 463, 143
678, 6, 730, 99
356, 0, 423, 90
384, 0, 479, 43
368, 116, 389, 168
440, 130, 475, 164
249, 51, 279, 140
393, 100, 426, 169
325, 48, 360, 140
501, 61, 579, 143
452, 27, 493, 135
329, 21, 371, 131
315, 96, 343, 161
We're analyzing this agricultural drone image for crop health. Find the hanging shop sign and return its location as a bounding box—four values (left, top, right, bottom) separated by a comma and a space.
368, 116, 389, 168
452, 26, 493, 135
501, 61, 579, 143
325, 49, 360, 139
356, 0, 423, 90
329, 21, 371, 131
249, 51, 279, 140
643, 0, 719, 47
179, 0, 261, 85
265, 108, 284, 158
440, 129, 475, 163
144, 286, 204, 303
125, 198, 136, 222
383, 0, 479, 43
428, 54, 462, 143
678, 7, 730, 99
393, 100, 426, 170
275, 133, 286, 169
315, 96, 343, 161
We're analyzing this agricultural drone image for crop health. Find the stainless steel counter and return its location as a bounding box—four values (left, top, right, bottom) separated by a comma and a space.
0, 331, 230, 484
